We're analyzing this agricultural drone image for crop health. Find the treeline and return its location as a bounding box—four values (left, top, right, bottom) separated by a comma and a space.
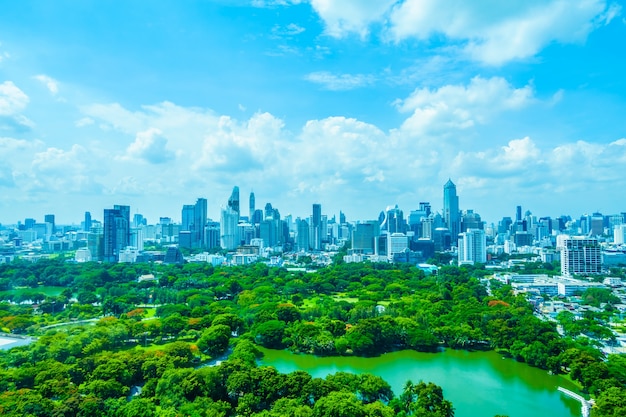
0, 334, 452, 417
0, 259, 625, 416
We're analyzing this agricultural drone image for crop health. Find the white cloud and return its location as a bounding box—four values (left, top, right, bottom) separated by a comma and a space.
397, 76, 535, 135
310, 0, 397, 38
33, 74, 59, 95
123, 128, 175, 164
42, 95, 626, 222
26, 145, 104, 193
305, 71, 376, 90
271, 23, 306, 37
452, 137, 543, 178
0, 81, 29, 115
75, 117, 95, 127
194, 112, 287, 173
307, 0, 617, 65
252, 0, 303, 7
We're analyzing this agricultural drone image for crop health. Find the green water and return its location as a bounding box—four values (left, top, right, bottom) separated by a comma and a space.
259, 348, 583, 417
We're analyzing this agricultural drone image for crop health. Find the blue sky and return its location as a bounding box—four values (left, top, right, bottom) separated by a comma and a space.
1, 0, 626, 225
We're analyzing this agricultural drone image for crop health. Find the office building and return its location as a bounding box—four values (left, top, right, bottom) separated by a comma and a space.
387, 232, 409, 261
311, 203, 322, 251
351, 221, 379, 254
443, 179, 460, 244
84, 211, 92, 232
228, 186, 240, 214
296, 218, 310, 252
103, 205, 130, 262
220, 206, 239, 250
44, 214, 55, 234
461, 210, 483, 232
560, 236, 601, 276
249, 191, 255, 219
458, 229, 487, 265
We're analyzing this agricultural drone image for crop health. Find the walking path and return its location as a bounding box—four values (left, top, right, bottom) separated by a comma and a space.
558, 387, 593, 417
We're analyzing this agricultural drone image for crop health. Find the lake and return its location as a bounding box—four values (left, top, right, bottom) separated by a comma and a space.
259, 348, 583, 417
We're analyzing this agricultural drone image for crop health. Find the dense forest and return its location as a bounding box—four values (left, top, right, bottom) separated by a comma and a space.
0, 258, 625, 416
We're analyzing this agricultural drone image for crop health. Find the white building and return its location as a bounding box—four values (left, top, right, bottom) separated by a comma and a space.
560, 236, 601, 276
458, 229, 486, 265
614, 224, 626, 245
220, 207, 239, 250
387, 232, 408, 261
74, 247, 92, 263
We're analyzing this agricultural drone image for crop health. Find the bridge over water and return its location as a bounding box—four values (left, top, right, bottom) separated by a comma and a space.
558, 387, 593, 417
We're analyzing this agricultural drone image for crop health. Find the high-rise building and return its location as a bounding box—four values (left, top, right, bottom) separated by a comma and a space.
133, 213, 145, 228
381, 205, 406, 234
461, 210, 483, 232
84, 212, 92, 232
387, 232, 408, 261
228, 186, 240, 214
443, 179, 460, 244
590, 213, 604, 236
352, 221, 379, 254
24, 218, 36, 230
296, 218, 310, 252
458, 229, 487, 265
194, 198, 207, 247
614, 224, 626, 245
249, 191, 255, 219
561, 236, 601, 276
311, 203, 322, 251
220, 207, 239, 250
44, 214, 55, 234
103, 205, 130, 262
181, 205, 195, 231
181, 198, 207, 248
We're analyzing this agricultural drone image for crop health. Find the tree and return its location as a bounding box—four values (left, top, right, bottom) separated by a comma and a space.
312, 391, 368, 417
197, 325, 231, 357
161, 313, 187, 337
593, 386, 626, 417
253, 320, 286, 349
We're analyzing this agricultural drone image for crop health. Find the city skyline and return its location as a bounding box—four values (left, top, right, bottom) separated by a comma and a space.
1, 182, 623, 230
1, 2, 626, 223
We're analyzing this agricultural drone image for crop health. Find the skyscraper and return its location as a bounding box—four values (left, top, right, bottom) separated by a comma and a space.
84, 211, 92, 232
249, 191, 255, 219
458, 229, 487, 264
220, 207, 239, 250
44, 214, 55, 234
560, 236, 601, 276
228, 186, 240, 214
104, 205, 130, 262
194, 198, 207, 248
352, 221, 379, 254
295, 218, 309, 252
181, 204, 195, 231
311, 203, 322, 251
443, 179, 460, 244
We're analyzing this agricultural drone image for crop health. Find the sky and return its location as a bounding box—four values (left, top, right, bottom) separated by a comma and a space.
1, 0, 626, 226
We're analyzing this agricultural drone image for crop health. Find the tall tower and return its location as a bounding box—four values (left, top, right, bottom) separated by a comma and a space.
103, 205, 130, 262
44, 214, 56, 234
84, 211, 92, 232
311, 203, 322, 251
220, 207, 239, 250
228, 186, 240, 214
443, 179, 460, 244
194, 198, 207, 248
560, 236, 601, 276
458, 229, 487, 264
249, 191, 255, 220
